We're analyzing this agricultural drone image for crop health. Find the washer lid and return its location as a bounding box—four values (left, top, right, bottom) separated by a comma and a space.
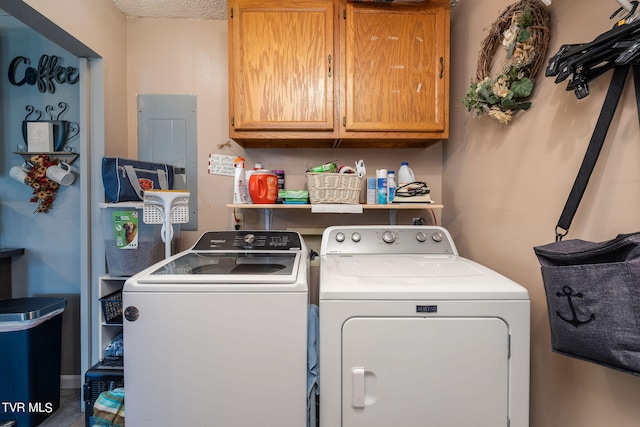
149, 252, 298, 276
124, 250, 307, 292
319, 254, 528, 300
124, 230, 308, 292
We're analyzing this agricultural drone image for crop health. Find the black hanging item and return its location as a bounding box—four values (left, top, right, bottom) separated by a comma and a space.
533, 62, 640, 376
545, 6, 640, 99
554, 64, 630, 240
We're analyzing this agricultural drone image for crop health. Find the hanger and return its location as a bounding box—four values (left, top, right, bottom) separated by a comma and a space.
546, 3, 640, 98
612, 0, 639, 23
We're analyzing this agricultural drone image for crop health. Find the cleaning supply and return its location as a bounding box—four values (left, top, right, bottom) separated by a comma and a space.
245, 162, 263, 203
387, 170, 396, 204
248, 170, 278, 204
233, 157, 248, 204
376, 169, 388, 205
367, 178, 376, 204
273, 169, 285, 203
279, 190, 309, 204
397, 162, 415, 186
309, 162, 337, 173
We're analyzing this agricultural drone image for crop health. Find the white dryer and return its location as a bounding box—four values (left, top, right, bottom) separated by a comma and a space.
319, 225, 530, 427
123, 230, 308, 427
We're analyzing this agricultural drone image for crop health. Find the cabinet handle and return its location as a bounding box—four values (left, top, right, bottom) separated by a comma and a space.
328, 55, 332, 78
439, 56, 444, 79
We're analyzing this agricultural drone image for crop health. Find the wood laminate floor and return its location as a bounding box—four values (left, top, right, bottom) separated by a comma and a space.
37, 388, 84, 427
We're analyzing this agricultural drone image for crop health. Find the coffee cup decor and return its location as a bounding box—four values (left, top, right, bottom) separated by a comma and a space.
21, 103, 79, 152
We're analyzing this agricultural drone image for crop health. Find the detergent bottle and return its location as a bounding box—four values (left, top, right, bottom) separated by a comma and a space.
248, 170, 279, 204
245, 162, 263, 203
397, 162, 415, 187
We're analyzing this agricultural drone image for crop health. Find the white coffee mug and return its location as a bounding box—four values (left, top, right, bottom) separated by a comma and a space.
9, 164, 29, 184
46, 162, 75, 186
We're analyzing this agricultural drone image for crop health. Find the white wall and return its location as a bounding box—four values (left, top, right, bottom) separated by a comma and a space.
447, 1, 640, 426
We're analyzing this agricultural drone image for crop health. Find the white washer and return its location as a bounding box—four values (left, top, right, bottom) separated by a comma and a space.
123, 230, 308, 427
319, 225, 530, 427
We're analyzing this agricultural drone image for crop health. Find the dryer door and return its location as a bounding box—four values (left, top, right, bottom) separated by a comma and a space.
342, 317, 509, 427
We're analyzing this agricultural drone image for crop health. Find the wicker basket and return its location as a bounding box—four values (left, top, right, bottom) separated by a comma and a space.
306, 172, 362, 204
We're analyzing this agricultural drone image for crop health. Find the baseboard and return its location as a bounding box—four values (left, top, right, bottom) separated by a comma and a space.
61, 374, 81, 389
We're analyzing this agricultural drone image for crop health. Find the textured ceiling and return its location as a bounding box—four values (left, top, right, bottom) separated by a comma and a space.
111, 0, 228, 20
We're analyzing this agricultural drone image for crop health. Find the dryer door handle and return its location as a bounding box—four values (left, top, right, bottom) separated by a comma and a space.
351, 367, 366, 408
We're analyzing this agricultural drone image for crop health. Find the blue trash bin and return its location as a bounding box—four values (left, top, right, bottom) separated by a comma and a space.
0, 297, 66, 427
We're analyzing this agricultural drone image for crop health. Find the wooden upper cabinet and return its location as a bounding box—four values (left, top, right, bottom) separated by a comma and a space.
228, 0, 449, 147
228, 0, 335, 137
342, 0, 449, 138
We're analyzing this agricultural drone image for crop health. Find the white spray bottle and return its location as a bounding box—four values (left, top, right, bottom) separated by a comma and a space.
233, 157, 249, 204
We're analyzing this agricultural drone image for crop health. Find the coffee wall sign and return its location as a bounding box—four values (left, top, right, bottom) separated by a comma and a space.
8, 54, 79, 94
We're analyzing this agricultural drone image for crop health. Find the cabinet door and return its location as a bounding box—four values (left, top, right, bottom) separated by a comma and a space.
344, 1, 449, 134
229, 0, 334, 132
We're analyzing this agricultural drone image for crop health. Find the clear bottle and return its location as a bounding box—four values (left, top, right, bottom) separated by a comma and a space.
387, 170, 396, 204
233, 157, 248, 204
397, 162, 415, 187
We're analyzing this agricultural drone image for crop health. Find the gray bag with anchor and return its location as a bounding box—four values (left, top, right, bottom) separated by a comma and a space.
535, 232, 640, 374
534, 64, 640, 376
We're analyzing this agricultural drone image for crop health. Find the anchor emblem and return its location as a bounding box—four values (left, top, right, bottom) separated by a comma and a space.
556, 286, 596, 328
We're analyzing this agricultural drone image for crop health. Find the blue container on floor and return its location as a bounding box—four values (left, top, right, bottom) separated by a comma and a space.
0, 297, 66, 427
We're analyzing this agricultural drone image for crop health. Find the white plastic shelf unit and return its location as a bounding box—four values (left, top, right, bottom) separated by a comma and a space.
96, 275, 125, 364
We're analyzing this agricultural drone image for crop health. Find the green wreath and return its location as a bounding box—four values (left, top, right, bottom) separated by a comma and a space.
462, 0, 551, 124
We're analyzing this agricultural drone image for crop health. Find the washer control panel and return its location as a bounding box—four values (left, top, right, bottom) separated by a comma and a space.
321, 226, 457, 255
193, 230, 303, 251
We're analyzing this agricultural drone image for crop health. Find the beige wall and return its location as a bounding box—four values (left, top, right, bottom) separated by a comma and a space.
20, 0, 640, 424
448, 1, 640, 426
126, 18, 443, 249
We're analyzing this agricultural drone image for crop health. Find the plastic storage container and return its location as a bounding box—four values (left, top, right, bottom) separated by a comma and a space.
0, 297, 66, 427
100, 202, 180, 277
83, 357, 125, 427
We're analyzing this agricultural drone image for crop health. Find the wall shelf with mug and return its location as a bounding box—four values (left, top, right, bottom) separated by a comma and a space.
13, 151, 79, 165
15, 103, 80, 164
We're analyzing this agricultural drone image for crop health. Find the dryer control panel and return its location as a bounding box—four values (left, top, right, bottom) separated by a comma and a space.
320, 226, 457, 255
